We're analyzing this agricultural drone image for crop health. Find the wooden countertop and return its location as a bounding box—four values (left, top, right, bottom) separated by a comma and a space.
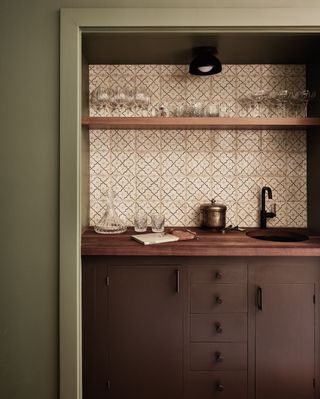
81, 227, 320, 257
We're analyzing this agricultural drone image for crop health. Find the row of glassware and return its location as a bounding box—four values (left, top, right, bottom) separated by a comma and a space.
90, 86, 315, 117
238, 89, 315, 117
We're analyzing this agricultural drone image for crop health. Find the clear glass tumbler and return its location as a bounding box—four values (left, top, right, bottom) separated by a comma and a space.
134, 212, 148, 233
150, 213, 165, 233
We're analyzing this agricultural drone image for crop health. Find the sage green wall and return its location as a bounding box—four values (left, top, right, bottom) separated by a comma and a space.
1, 1, 320, 399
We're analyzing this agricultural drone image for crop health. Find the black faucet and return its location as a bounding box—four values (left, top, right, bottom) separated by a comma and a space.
260, 186, 276, 229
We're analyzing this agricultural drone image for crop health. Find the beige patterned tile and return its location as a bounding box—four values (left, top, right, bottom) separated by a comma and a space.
186, 176, 211, 202
237, 131, 261, 152
111, 174, 136, 202
161, 130, 186, 152
237, 152, 261, 176
221, 64, 238, 76
136, 74, 161, 103
90, 130, 111, 151
286, 202, 307, 227
186, 76, 211, 105
183, 202, 201, 226
162, 152, 186, 175
286, 177, 307, 202
162, 200, 187, 226
90, 151, 111, 175
237, 202, 260, 227
285, 76, 305, 92
136, 201, 162, 218
110, 130, 135, 152
116, 200, 135, 226
88, 63, 307, 228
260, 64, 287, 76
110, 152, 135, 175
225, 202, 239, 226
284, 64, 305, 76
186, 152, 212, 176
237, 177, 261, 202
237, 75, 261, 96
160, 75, 186, 104
136, 174, 161, 202
285, 130, 306, 152
211, 76, 237, 100
260, 76, 287, 92
212, 130, 237, 152
212, 152, 237, 176
136, 130, 161, 152
260, 152, 287, 177
186, 130, 211, 152
237, 64, 261, 77
161, 65, 187, 76
136, 152, 161, 175
286, 152, 307, 176
261, 130, 287, 152
135, 65, 161, 78
161, 174, 186, 202
212, 176, 238, 203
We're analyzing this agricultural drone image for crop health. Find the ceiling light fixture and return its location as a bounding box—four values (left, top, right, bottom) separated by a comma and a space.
189, 47, 222, 76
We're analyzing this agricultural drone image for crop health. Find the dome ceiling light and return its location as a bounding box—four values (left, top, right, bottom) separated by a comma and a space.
189, 47, 222, 76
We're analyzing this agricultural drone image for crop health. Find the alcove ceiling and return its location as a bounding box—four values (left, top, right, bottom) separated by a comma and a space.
82, 32, 320, 65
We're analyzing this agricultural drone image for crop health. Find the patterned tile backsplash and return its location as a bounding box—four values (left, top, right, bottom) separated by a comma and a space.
88, 64, 307, 228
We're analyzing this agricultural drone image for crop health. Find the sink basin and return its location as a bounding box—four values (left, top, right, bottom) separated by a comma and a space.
246, 229, 309, 242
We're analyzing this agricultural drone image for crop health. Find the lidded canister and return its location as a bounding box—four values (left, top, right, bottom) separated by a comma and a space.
200, 199, 227, 229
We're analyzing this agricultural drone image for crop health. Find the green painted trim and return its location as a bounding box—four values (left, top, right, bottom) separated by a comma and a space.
60, 11, 82, 399
60, 7, 320, 399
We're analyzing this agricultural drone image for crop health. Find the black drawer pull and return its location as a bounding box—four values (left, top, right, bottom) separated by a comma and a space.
215, 322, 223, 333
257, 286, 263, 311
215, 296, 223, 304
215, 351, 223, 362
216, 382, 224, 392
215, 271, 223, 280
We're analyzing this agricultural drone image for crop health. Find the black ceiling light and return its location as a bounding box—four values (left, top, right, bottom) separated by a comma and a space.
189, 47, 222, 76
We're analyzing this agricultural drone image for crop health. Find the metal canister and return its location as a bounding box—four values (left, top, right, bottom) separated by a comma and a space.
200, 199, 227, 229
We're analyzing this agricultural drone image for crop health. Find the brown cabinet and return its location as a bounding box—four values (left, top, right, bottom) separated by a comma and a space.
82, 257, 320, 399
252, 262, 318, 399
82, 257, 184, 399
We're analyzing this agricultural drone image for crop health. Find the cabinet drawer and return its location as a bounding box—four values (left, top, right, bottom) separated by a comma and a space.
190, 313, 247, 342
190, 265, 247, 284
191, 284, 247, 313
186, 371, 247, 399
190, 343, 247, 371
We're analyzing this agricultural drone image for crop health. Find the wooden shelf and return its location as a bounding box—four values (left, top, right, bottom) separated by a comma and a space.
81, 116, 320, 130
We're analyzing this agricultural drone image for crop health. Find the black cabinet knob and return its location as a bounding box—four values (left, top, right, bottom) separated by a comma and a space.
215, 322, 223, 333
215, 351, 223, 362
215, 271, 223, 280
215, 296, 223, 304
216, 382, 224, 391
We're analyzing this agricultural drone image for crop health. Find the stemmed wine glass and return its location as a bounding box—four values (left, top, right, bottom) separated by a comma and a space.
251, 90, 268, 117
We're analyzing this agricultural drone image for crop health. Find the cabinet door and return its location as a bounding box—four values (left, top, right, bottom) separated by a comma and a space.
255, 283, 315, 399
108, 266, 184, 399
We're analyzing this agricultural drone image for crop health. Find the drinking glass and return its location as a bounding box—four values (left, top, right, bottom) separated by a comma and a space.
150, 213, 165, 233
134, 212, 148, 232
204, 103, 219, 117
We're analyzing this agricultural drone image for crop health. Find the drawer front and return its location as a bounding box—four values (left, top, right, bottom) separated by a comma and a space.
190, 343, 247, 371
190, 313, 247, 342
186, 371, 247, 399
191, 284, 247, 313
190, 265, 247, 284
